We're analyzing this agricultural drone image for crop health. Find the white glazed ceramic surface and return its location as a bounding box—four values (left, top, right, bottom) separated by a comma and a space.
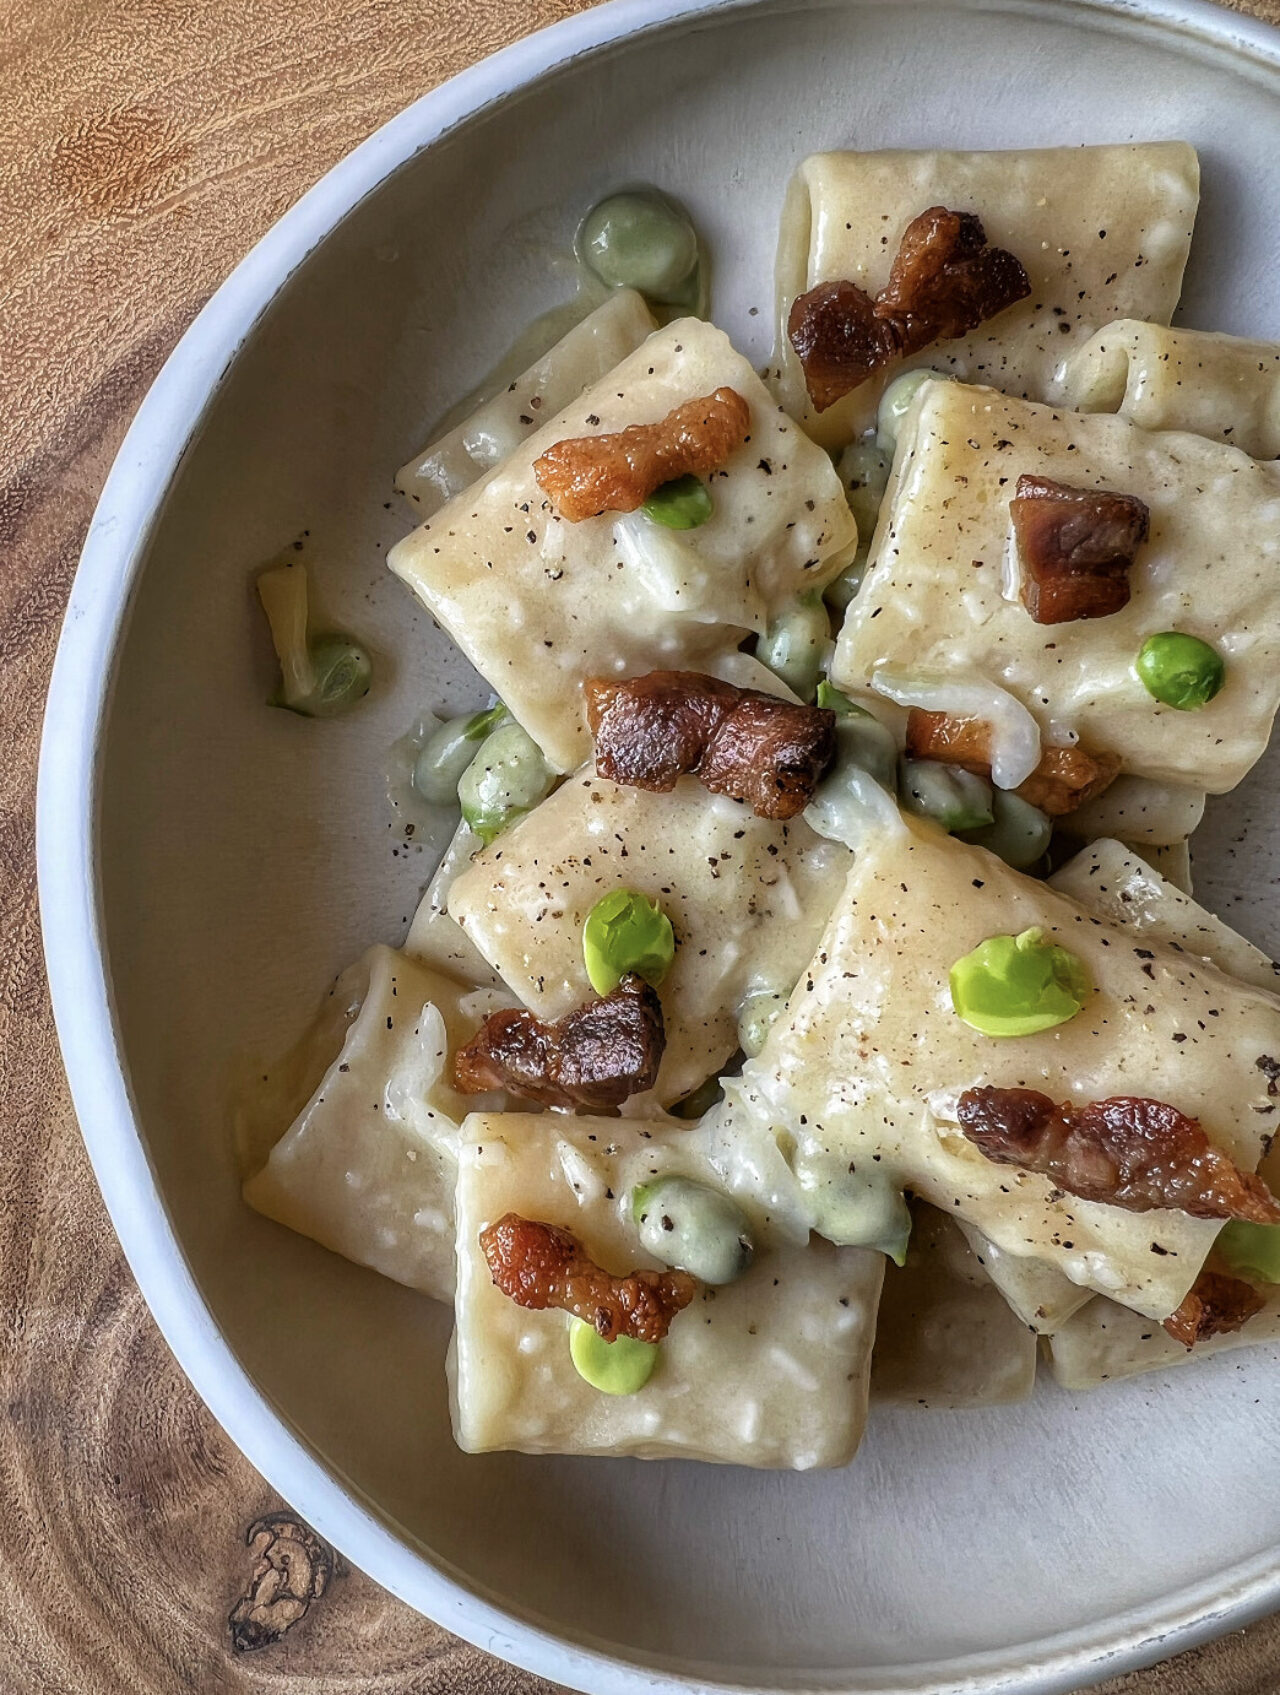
37, 2, 1280, 1691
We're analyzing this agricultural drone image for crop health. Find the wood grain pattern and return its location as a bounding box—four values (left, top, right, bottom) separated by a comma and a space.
3, 0, 1279, 1689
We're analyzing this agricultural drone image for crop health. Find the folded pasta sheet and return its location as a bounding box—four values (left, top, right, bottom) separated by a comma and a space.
387, 318, 857, 772
871, 1206, 1038, 1408
403, 820, 506, 992
447, 769, 852, 1106
1047, 1286, 1280, 1390
243, 945, 510, 1302
953, 1221, 1091, 1334
1064, 775, 1205, 852
1049, 837, 1280, 995
1061, 321, 1280, 460
734, 819, 1280, 1320
774, 143, 1198, 444
449, 1112, 882, 1464
834, 380, 1280, 794
395, 289, 656, 518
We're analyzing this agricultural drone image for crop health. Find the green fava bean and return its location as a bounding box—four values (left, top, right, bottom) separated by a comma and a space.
583, 888, 675, 995
643, 474, 714, 530
579, 190, 700, 304
950, 926, 1092, 1038
900, 758, 994, 832
1216, 1220, 1280, 1284
756, 593, 830, 702
632, 1176, 754, 1285
300, 636, 373, 717
670, 1074, 724, 1121
413, 704, 507, 805
816, 679, 854, 713
800, 1159, 912, 1265
1135, 631, 1226, 710
831, 707, 898, 794
837, 437, 892, 539
959, 789, 1053, 871
737, 986, 788, 1058
876, 369, 953, 453
568, 1318, 659, 1395
458, 721, 555, 844
823, 550, 869, 616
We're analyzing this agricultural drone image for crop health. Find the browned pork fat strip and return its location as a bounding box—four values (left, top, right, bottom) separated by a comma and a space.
904, 709, 1119, 817
788, 206, 1030, 411
453, 975, 665, 1110
585, 670, 836, 821
1010, 475, 1150, 625
480, 1213, 697, 1343
1162, 1269, 1267, 1349
957, 1086, 1280, 1223
532, 386, 752, 522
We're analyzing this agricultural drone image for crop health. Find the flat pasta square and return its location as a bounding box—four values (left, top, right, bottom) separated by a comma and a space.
447, 768, 852, 1106
450, 1112, 883, 1465
774, 143, 1198, 444
1061, 320, 1280, 460
734, 820, 1280, 1320
833, 380, 1280, 793
388, 317, 857, 771
243, 946, 509, 1302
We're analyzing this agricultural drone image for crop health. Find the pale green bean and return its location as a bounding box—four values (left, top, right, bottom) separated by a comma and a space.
900, 758, 994, 832
458, 721, 555, 844
632, 1175, 754, 1285
413, 705, 506, 806
579, 190, 700, 304
960, 789, 1053, 870
756, 593, 830, 702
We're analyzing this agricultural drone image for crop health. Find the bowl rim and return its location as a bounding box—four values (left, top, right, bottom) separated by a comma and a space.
36, 0, 1280, 1690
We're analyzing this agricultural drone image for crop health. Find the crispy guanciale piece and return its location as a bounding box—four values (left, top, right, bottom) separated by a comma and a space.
585, 670, 836, 820
532, 387, 752, 521
904, 709, 1119, 817
788, 207, 1030, 411
786, 281, 899, 414
453, 975, 665, 1110
1162, 1268, 1267, 1349
956, 1086, 1280, 1223
1010, 475, 1151, 625
480, 1212, 697, 1342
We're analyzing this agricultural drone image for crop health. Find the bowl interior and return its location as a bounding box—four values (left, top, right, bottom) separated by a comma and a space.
95, 0, 1280, 1686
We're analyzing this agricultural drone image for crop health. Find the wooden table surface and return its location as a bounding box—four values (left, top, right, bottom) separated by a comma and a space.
5, 0, 1280, 1688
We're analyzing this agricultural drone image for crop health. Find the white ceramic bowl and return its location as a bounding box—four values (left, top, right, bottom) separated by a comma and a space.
38, 1, 1280, 1690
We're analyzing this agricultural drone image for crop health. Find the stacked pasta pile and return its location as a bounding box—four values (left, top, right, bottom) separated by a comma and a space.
243, 143, 1280, 1469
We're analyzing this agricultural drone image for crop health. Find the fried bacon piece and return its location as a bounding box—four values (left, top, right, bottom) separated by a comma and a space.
1163, 1269, 1267, 1349
787, 281, 899, 413
1010, 475, 1150, 625
453, 975, 665, 1109
904, 708, 1118, 817
585, 670, 836, 820
480, 1213, 697, 1342
532, 387, 751, 521
788, 207, 1030, 411
956, 1087, 1280, 1223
